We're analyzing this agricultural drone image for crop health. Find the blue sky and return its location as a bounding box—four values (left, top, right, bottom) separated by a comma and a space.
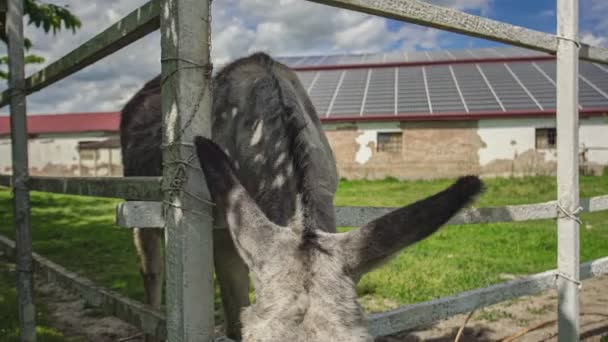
0, 0, 606, 114
385, 0, 604, 51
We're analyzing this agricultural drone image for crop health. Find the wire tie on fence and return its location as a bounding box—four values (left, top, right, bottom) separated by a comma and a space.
556, 202, 583, 224
160, 57, 213, 79
555, 35, 581, 49
555, 271, 582, 289
8, 86, 26, 99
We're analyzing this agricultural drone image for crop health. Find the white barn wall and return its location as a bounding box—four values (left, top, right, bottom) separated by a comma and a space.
477, 117, 558, 167
0, 133, 119, 176
324, 115, 607, 180
477, 116, 608, 168
580, 116, 608, 165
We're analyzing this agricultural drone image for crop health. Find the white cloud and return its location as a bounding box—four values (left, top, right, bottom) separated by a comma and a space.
581, 32, 607, 47
581, 0, 608, 47
1, 0, 492, 114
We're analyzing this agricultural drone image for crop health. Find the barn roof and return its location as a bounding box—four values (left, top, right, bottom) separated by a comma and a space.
278, 47, 608, 121
1, 47, 607, 136
0, 112, 119, 136
277, 46, 551, 68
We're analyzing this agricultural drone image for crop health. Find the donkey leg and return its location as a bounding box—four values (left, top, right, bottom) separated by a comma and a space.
134, 227, 164, 342
213, 228, 250, 341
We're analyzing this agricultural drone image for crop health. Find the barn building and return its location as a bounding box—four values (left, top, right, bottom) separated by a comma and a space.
1, 47, 607, 179
0, 112, 122, 176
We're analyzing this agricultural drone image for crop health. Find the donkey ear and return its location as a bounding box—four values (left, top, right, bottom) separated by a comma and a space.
195, 136, 281, 267
339, 176, 484, 278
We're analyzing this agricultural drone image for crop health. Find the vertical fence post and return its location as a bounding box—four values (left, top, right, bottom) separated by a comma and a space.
556, 0, 580, 340
6, 0, 36, 341
160, 0, 215, 341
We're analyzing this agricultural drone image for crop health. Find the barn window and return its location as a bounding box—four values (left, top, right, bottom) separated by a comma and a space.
377, 132, 402, 153
535, 128, 557, 149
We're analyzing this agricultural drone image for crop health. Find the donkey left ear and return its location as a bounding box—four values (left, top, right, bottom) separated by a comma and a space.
338, 176, 484, 278
195, 136, 282, 267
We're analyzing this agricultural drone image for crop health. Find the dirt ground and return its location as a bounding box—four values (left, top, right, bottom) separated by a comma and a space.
34, 273, 608, 342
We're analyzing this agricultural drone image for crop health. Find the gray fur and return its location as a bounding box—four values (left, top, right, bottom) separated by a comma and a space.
124, 52, 484, 341
195, 132, 483, 342
120, 52, 338, 340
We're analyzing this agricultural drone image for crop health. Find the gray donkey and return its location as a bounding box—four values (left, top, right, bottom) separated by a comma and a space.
121, 52, 483, 341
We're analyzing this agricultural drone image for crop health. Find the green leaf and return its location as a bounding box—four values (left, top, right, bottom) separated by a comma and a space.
24, 0, 82, 35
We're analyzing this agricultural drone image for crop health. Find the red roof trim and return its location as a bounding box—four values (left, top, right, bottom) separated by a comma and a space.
1, 108, 605, 136
319, 108, 608, 123
293, 55, 556, 72
321, 107, 608, 123
0, 111, 120, 136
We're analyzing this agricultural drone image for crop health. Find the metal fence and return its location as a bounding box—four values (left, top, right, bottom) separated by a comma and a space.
1, 0, 608, 341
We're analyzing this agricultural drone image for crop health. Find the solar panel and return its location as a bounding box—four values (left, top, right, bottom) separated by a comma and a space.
496, 48, 517, 57
308, 70, 343, 115
290, 56, 309, 66
384, 52, 405, 63
363, 68, 396, 115
580, 62, 608, 98
297, 56, 325, 66
537, 61, 608, 108
329, 69, 368, 117
340, 54, 365, 65
296, 71, 317, 90
407, 51, 430, 62
507, 62, 555, 109
510, 46, 549, 57
578, 67, 608, 108
427, 50, 452, 61
531, 62, 556, 86
534, 60, 556, 79
397, 67, 430, 113
473, 49, 499, 58
424, 65, 466, 113
450, 49, 476, 59
478, 63, 538, 110
321, 55, 344, 66
363, 53, 384, 63
451, 64, 502, 112
276, 56, 302, 66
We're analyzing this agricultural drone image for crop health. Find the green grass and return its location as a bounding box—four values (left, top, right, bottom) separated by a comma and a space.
0, 173, 607, 318
0, 258, 81, 342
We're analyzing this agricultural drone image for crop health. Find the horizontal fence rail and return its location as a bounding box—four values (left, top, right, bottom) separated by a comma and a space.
368, 256, 608, 337
307, 0, 608, 65
1, 233, 606, 339
0, 0, 160, 108
0, 175, 162, 200
115, 194, 608, 228
1, 174, 607, 227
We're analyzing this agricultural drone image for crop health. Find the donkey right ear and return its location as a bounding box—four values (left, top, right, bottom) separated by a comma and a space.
194, 136, 281, 267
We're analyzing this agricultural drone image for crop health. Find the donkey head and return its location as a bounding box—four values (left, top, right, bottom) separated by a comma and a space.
195, 136, 483, 342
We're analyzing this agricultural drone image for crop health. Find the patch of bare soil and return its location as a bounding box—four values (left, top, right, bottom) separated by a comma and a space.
33, 267, 607, 342
378, 275, 608, 342
34, 276, 140, 342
